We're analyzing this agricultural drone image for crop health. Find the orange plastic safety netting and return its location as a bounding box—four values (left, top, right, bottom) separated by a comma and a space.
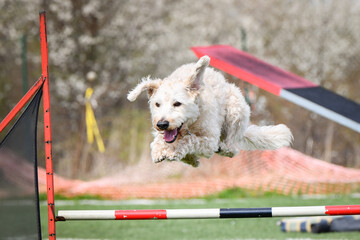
38, 147, 360, 199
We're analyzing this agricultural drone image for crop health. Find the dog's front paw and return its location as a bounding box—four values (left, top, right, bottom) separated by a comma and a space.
152, 154, 181, 163
153, 155, 167, 163
151, 138, 171, 163
151, 147, 166, 163
165, 151, 185, 162
151, 149, 180, 163
150, 138, 185, 163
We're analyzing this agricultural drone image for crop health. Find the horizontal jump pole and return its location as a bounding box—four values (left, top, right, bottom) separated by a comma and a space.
57, 205, 360, 221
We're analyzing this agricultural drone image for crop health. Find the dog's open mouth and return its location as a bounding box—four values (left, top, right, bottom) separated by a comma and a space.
164, 124, 183, 143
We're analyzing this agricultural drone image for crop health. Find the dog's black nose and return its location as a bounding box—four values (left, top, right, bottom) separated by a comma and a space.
157, 120, 169, 130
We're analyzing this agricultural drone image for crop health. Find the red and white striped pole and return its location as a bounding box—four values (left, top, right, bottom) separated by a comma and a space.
57, 205, 360, 221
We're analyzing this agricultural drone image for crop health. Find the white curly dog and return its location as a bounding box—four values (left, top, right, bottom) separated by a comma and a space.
127, 56, 293, 167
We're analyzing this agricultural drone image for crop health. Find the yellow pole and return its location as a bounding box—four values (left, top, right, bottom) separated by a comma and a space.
85, 87, 105, 153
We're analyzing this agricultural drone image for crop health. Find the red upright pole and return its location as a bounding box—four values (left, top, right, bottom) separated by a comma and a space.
39, 11, 56, 240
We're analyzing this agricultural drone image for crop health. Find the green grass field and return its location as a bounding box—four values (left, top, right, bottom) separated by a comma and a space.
40, 193, 360, 240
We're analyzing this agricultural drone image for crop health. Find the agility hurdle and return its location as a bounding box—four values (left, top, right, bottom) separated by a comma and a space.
19, 11, 357, 240
57, 205, 360, 221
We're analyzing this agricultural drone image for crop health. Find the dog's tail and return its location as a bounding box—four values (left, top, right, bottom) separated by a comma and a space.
239, 124, 293, 150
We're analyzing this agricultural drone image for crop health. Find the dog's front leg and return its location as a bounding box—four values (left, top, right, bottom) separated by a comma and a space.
167, 134, 218, 162
151, 133, 203, 163
151, 136, 199, 166
150, 134, 176, 163
151, 133, 218, 166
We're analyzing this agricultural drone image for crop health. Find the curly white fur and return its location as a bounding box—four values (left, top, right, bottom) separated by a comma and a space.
127, 56, 293, 167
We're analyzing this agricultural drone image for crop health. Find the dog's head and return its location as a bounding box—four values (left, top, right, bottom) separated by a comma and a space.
127, 56, 210, 143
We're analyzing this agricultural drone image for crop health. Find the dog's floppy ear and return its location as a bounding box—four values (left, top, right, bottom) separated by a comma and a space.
127, 76, 162, 101
186, 55, 210, 90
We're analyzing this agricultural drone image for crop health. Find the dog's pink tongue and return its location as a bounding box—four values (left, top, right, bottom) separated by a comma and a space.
164, 129, 178, 142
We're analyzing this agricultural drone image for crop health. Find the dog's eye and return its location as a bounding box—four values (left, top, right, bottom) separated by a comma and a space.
155, 102, 160, 107
173, 101, 182, 107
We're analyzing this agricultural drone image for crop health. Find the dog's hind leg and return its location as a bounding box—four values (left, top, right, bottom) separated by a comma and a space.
216, 127, 235, 157
217, 84, 250, 157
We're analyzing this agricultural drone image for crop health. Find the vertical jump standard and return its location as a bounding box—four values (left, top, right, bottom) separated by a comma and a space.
39, 11, 56, 240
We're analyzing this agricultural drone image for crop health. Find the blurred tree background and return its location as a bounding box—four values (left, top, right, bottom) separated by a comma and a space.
0, 0, 359, 179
